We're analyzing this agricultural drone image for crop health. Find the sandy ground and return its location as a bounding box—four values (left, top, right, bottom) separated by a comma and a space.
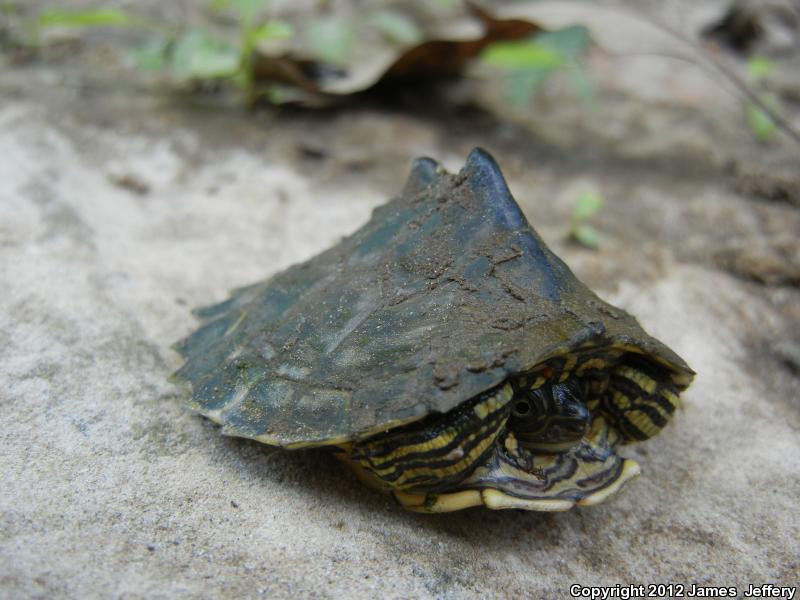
1, 1, 799, 598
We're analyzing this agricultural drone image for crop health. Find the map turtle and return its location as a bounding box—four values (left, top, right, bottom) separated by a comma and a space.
172, 148, 694, 512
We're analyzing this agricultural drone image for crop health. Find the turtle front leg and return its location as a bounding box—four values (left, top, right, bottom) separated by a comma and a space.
343, 383, 514, 495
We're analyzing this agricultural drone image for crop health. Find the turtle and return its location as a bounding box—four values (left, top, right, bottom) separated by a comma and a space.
171, 148, 694, 513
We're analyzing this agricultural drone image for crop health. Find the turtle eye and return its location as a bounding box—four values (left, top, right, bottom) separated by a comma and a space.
508, 381, 590, 452
512, 399, 532, 417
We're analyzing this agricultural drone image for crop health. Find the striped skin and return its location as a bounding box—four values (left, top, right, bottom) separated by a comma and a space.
601, 353, 682, 441
535, 349, 683, 442
352, 384, 513, 491
347, 348, 683, 498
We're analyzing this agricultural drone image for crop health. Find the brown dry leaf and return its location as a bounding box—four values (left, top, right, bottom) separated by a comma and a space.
251, 1, 541, 104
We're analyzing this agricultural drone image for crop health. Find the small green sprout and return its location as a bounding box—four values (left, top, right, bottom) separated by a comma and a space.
745, 102, 778, 142
480, 25, 594, 108
743, 56, 780, 143
211, 0, 265, 24
30, 7, 161, 47
568, 191, 604, 249
32, 1, 293, 102
35, 8, 150, 30
746, 56, 775, 80
210, 0, 293, 92
481, 42, 563, 70
169, 30, 239, 80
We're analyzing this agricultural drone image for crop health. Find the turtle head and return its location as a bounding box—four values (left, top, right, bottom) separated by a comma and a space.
508, 379, 591, 452
511, 347, 689, 445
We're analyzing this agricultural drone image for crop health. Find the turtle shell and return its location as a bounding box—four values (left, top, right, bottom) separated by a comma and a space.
172, 148, 693, 448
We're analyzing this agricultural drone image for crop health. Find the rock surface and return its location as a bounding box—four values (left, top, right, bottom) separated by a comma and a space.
1, 1, 798, 598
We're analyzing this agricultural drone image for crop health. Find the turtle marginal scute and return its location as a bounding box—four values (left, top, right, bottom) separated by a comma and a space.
480, 490, 575, 512
217, 378, 294, 439
392, 489, 484, 513
576, 459, 641, 506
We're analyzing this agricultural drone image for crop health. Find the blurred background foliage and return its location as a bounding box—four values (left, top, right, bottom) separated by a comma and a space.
9, 0, 794, 150
2, 0, 798, 248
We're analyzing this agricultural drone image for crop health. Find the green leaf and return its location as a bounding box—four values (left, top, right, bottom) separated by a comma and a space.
504, 68, 553, 107
571, 223, 600, 249
369, 10, 422, 45
211, 0, 267, 23
573, 192, 603, 221
481, 41, 563, 70
747, 56, 775, 80
36, 8, 141, 30
129, 37, 169, 71
231, 69, 250, 89
308, 17, 355, 65
170, 30, 240, 80
535, 26, 591, 59
564, 60, 595, 108
745, 103, 777, 142
250, 20, 294, 43
233, 0, 267, 23
484, 26, 592, 109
